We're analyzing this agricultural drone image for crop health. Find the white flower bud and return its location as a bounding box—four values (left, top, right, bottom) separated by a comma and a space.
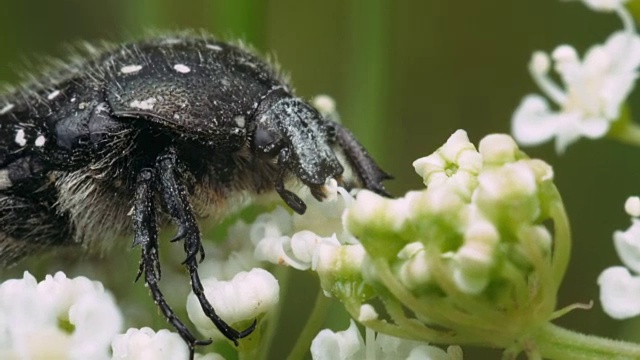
312, 94, 337, 115
625, 196, 640, 217
397, 242, 432, 289
111, 328, 189, 360
530, 51, 550, 75
358, 304, 379, 322
439, 130, 477, 163
474, 162, 539, 225
478, 134, 519, 165
452, 220, 499, 294
187, 268, 279, 339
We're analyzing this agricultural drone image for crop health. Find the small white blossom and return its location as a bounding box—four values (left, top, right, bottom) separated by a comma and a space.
599, 199, 640, 318
512, 3, 640, 153
0, 271, 122, 360
614, 218, 640, 273
254, 180, 361, 270
310, 320, 456, 360
598, 267, 640, 318
186, 268, 279, 339
111, 328, 189, 360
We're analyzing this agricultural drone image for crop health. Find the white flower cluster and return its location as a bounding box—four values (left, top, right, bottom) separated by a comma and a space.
512, 0, 640, 153
0, 272, 122, 360
599, 196, 640, 318
310, 320, 462, 360
350, 130, 555, 294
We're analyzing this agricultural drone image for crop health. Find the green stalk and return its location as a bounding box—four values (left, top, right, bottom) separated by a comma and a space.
534, 323, 640, 359
259, 266, 292, 360
286, 290, 332, 360
343, 0, 390, 161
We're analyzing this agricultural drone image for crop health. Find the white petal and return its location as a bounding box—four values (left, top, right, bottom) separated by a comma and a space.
613, 219, 640, 273
478, 134, 519, 165
310, 320, 364, 360
577, 117, 610, 138
439, 130, 476, 163
111, 328, 189, 360
187, 268, 279, 338
598, 266, 640, 319
582, 0, 628, 12
407, 345, 451, 360
511, 95, 559, 146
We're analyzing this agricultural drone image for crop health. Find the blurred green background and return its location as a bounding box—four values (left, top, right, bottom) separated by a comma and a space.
2, 0, 640, 358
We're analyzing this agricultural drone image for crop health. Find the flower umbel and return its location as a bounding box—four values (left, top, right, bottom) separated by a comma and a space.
344, 130, 571, 356
511, 0, 640, 153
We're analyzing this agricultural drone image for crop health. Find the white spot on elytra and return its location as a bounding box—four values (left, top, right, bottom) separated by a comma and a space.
206, 44, 223, 51
35, 135, 46, 147
0, 169, 11, 190
120, 64, 143, 74
47, 90, 60, 100
234, 115, 246, 128
0, 104, 14, 115
173, 114, 180, 120
174, 64, 191, 73
129, 97, 157, 110
15, 129, 26, 146
70, 97, 77, 103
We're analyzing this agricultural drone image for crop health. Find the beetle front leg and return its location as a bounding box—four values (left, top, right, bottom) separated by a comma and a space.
332, 123, 392, 197
133, 168, 212, 359
156, 149, 256, 344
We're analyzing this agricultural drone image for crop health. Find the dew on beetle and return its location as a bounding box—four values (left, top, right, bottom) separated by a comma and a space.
234, 115, 246, 128
129, 97, 157, 110
206, 44, 223, 51
0, 169, 11, 190
120, 64, 143, 74
14, 129, 26, 146
173, 64, 191, 73
0, 104, 14, 115
35, 135, 46, 147
47, 90, 60, 101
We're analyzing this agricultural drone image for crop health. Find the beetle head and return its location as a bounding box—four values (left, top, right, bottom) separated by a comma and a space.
252, 94, 343, 213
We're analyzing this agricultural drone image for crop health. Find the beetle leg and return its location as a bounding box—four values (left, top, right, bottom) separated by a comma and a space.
275, 147, 307, 215
332, 123, 393, 197
133, 168, 212, 359
155, 149, 257, 344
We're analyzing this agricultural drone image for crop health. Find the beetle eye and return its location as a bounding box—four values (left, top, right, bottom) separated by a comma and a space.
253, 126, 282, 156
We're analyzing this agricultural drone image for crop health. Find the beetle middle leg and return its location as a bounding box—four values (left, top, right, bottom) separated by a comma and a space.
133, 168, 212, 358
156, 149, 256, 344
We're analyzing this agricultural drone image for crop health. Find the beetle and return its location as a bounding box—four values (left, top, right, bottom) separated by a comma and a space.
0, 32, 390, 356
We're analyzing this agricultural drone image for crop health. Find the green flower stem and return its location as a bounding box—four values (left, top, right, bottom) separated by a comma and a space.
533, 323, 640, 359
286, 290, 332, 360
259, 266, 292, 360
608, 105, 640, 147
548, 186, 571, 293
341, 297, 457, 344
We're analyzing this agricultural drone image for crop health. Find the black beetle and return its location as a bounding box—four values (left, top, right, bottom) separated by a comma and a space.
0, 33, 390, 356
